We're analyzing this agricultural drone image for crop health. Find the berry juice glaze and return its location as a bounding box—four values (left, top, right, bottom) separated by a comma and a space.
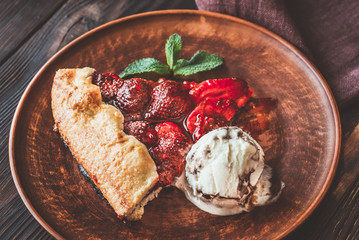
92, 72, 276, 187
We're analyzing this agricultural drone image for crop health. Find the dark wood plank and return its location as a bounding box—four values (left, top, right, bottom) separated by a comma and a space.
0, 0, 66, 65
324, 180, 359, 239
0, 0, 196, 239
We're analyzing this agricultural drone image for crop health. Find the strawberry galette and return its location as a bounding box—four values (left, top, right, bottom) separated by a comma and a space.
52, 67, 281, 221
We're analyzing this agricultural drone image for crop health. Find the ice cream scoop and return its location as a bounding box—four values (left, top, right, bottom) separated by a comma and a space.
175, 127, 283, 216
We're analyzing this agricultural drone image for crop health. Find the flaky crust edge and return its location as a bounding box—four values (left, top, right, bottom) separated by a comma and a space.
51, 67, 159, 220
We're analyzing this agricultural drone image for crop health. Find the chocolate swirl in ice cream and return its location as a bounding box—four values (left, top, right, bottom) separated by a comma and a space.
174, 127, 284, 216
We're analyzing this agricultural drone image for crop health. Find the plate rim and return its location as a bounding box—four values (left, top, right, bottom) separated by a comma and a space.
8, 9, 341, 240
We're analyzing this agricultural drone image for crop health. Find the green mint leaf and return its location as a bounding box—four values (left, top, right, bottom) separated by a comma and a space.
173, 59, 189, 69
165, 33, 182, 70
119, 58, 170, 78
173, 51, 223, 76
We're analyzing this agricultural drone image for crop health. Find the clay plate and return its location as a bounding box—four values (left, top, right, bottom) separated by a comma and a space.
9, 10, 340, 239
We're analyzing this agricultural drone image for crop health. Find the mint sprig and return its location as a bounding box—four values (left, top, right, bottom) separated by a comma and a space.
119, 33, 223, 78
119, 58, 170, 78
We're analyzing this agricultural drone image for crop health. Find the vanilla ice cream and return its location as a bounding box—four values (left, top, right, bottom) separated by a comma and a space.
175, 127, 283, 216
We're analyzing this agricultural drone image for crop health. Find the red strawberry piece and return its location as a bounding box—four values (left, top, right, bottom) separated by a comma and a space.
144, 80, 193, 121
123, 121, 157, 147
189, 78, 253, 108
99, 79, 123, 102
92, 72, 121, 85
232, 98, 277, 138
92, 72, 123, 102
150, 122, 193, 186
114, 78, 154, 120
186, 98, 239, 141
182, 80, 199, 91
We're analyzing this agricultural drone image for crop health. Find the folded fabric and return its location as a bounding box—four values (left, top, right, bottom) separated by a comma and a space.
195, 0, 359, 109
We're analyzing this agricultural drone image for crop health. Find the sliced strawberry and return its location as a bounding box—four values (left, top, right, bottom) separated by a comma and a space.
189, 78, 253, 108
189, 115, 228, 142
123, 121, 157, 147
150, 122, 193, 186
99, 79, 122, 102
92, 72, 121, 85
182, 80, 199, 91
114, 78, 154, 120
144, 80, 193, 121
92, 72, 123, 102
186, 98, 239, 141
232, 98, 277, 138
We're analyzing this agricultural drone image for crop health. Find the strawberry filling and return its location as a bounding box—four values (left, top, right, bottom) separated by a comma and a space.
186, 98, 238, 141
124, 121, 158, 148
189, 78, 253, 108
232, 98, 277, 139
150, 122, 193, 186
92, 72, 253, 186
144, 79, 193, 121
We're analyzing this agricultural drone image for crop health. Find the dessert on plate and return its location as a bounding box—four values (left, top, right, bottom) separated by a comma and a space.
51, 66, 283, 220
52, 68, 160, 220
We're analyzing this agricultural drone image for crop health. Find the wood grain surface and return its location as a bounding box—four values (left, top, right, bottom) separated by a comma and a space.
0, 0, 358, 240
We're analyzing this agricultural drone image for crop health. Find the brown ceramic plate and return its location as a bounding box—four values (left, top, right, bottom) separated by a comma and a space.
9, 10, 340, 239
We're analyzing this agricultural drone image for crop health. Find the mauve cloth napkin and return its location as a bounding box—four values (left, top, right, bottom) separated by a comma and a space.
195, 0, 359, 111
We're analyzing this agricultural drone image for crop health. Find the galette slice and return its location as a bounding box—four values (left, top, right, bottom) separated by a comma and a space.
51, 67, 159, 220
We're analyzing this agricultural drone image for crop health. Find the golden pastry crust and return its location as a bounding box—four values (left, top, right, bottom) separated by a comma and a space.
51, 67, 158, 220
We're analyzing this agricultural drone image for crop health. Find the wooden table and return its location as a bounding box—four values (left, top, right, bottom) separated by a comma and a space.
0, 0, 358, 239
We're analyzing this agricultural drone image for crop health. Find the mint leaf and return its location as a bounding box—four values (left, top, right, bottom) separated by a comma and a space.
173, 59, 188, 69
173, 51, 223, 76
119, 58, 170, 78
165, 33, 182, 70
